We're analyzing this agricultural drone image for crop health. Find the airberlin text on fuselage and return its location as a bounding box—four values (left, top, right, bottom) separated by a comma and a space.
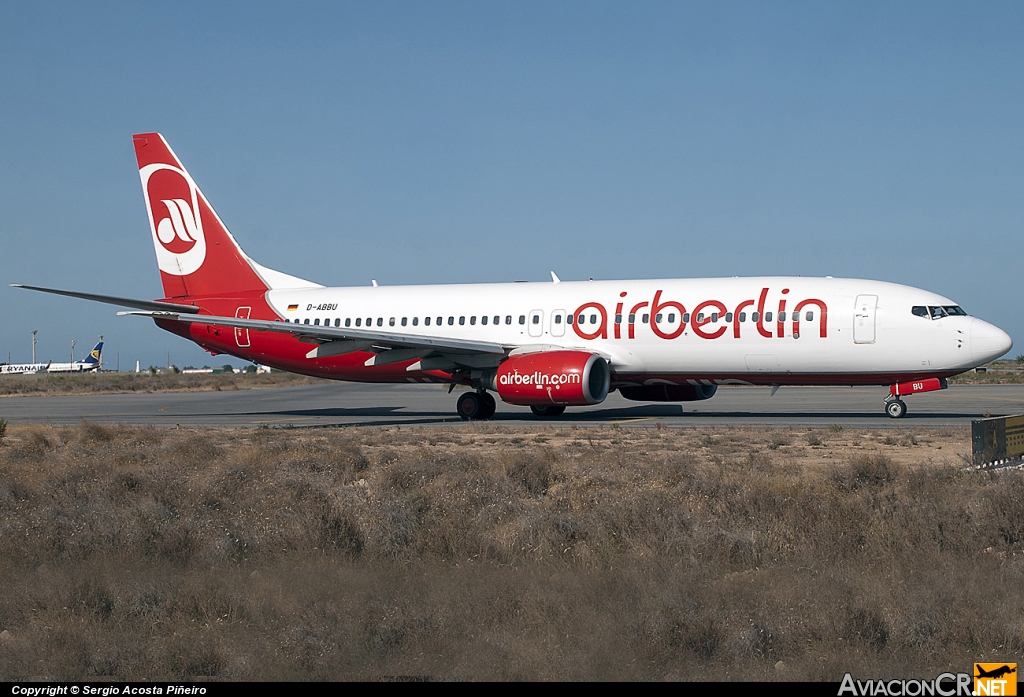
572, 287, 828, 342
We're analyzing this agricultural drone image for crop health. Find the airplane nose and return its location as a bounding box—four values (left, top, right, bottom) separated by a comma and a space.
971, 319, 1013, 363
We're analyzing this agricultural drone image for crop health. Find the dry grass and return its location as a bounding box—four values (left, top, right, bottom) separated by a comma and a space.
0, 371, 318, 397
0, 423, 1020, 680
950, 360, 1024, 384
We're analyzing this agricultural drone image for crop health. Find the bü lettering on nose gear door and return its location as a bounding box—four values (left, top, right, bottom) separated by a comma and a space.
853, 295, 877, 344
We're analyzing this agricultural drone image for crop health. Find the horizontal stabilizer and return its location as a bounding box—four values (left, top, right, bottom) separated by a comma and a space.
11, 284, 201, 314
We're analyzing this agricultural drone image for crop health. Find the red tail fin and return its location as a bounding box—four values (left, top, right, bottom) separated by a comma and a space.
133, 133, 269, 299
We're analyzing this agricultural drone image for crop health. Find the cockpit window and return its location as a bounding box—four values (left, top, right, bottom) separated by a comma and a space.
913, 305, 966, 319
914, 305, 968, 320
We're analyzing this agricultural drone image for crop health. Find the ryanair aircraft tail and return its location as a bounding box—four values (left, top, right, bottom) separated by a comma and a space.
83, 341, 103, 367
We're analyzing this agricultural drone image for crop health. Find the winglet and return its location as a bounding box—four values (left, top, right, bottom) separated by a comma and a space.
550, 271, 561, 284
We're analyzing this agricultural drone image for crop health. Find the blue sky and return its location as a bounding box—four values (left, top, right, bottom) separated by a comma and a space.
1, 2, 1022, 368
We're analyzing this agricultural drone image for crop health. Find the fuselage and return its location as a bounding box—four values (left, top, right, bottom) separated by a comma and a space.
172, 275, 1011, 388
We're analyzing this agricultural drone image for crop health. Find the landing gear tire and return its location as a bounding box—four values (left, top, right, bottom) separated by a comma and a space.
457, 392, 483, 420
530, 404, 566, 417
478, 391, 496, 420
886, 399, 907, 419
458, 391, 496, 420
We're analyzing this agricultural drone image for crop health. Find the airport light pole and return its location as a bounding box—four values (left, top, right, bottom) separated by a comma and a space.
31, 330, 37, 364
71, 340, 76, 370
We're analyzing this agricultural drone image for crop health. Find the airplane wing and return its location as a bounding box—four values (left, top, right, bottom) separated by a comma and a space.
118, 310, 510, 362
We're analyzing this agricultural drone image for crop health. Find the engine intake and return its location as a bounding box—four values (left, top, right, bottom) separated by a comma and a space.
619, 384, 718, 402
490, 351, 610, 406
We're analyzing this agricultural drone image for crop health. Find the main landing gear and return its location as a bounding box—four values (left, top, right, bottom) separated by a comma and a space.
457, 390, 496, 420
884, 396, 907, 419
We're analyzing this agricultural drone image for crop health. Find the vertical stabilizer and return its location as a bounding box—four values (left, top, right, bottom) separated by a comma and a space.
133, 133, 271, 299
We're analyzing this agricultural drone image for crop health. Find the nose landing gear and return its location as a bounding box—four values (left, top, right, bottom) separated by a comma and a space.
885, 397, 907, 419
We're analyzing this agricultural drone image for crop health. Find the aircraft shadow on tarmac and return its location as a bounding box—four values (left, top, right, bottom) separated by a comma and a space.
208, 403, 987, 426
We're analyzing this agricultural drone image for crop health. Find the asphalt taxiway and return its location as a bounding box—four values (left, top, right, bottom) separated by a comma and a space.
2, 382, 1022, 428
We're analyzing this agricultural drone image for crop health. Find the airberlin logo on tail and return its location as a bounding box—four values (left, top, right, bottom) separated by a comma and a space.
139, 163, 207, 276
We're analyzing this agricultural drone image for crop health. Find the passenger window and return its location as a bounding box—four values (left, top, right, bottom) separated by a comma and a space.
366, 317, 372, 326
567, 315, 574, 324
401, 317, 407, 326
555, 315, 562, 324
614, 314, 622, 323
656, 313, 664, 323
739, 312, 746, 322
389, 317, 395, 326
778, 312, 785, 322
911, 306, 928, 318
470, 316, 476, 325
668, 313, 676, 322
628, 314, 635, 323
711, 313, 718, 322
683, 313, 690, 323
519, 315, 526, 325
425, 317, 431, 326
506, 316, 512, 325
494, 316, 500, 325
345, 318, 351, 327
449, 317, 455, 326
806, 311, 814, 321
752, 312, 759, 322
459, 316, 466, 325
412, 317, 418, 326
589, 314, 597, 324
765, 312, 773, 322
642, 314, 649, 323
355, 318, 361, 327
304, 319, 310, 325
314, 319, 320, 326
437, 317, 442, 325
791, 312, 798, 322
532, 315, 540, 324
481, 316, 488, 325
696, 313, 704, 322
725, 313, 733, 322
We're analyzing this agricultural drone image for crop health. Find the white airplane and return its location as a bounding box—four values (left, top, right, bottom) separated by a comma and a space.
0, 341, 103, 375
13, 133, 1012, 418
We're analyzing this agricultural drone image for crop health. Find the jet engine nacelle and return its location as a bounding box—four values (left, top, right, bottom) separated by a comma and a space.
490, 351, 610, 406
618, 384, 718, 402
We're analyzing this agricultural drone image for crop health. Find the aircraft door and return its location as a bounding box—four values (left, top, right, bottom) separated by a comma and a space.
235, 306, 251, 348
528, 310, 544, 338
551, 309, 566, 337
853, 295, 877, 344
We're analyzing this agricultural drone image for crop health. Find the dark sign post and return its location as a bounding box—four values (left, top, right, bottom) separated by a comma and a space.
972, 414, 1024, 467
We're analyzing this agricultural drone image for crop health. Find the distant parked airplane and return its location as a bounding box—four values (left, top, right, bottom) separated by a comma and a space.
13, 133, 1013, 418
0, 341, 103, 375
